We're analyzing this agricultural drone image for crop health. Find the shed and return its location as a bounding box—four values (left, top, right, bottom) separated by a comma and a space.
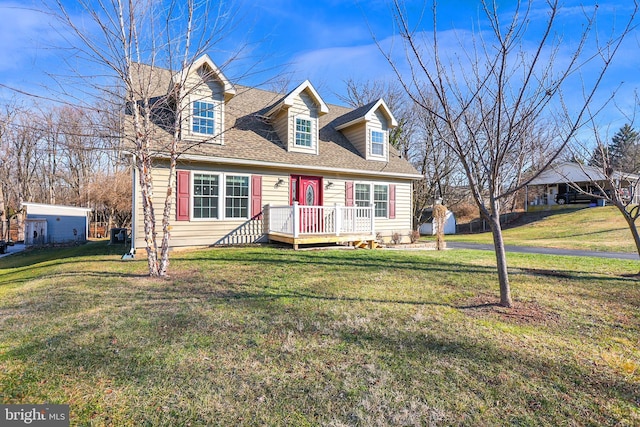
22, 203, 92, 246
419, 208, 456, 235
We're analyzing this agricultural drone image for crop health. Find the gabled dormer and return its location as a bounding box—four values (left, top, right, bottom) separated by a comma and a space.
335, 99, 398, 162
266, 80, 329, 155
176, 54, 236, 144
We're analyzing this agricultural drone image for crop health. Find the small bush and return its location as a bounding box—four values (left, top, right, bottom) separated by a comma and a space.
409, 230, 420, 243
391, 232, 402, 245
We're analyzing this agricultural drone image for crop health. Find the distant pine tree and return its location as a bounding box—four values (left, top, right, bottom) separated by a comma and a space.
609, 124, 640, 173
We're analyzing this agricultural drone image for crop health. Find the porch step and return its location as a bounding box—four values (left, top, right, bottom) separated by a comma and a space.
352, 240, 380, 249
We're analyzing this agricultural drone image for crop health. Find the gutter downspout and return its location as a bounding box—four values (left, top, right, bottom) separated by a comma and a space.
123, 154, 136, 259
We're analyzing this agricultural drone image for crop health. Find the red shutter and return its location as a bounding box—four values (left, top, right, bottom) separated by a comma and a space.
345, 181, 354, 206
389, 184, 396, 219
176, 170, 190, 221
251, 175, 263, 219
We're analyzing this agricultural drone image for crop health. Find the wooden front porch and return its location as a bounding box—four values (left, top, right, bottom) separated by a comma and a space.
265, 203, 377, 250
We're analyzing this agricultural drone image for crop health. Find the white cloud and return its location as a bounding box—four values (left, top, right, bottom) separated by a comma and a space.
0, 2, 62, 72
286, 37, 405, 104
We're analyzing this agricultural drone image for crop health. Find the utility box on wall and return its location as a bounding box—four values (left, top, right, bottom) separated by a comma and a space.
22, 203, 92, 246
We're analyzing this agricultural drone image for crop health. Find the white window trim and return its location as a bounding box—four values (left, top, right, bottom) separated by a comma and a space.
185, 96, 224, 144
373, 183, 389, 219
291, 114, 318, 154
354, 181, 389, 219
192, 99, 216, 135
370, 129, 386, 158
190, 171, 251, 221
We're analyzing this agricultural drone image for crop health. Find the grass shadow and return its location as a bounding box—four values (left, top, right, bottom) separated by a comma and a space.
0, 241, 128, 269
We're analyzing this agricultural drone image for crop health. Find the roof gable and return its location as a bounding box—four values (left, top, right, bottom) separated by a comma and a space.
265, 80, 329, 117
334, 98, 398, 131
173, 54, 236, 101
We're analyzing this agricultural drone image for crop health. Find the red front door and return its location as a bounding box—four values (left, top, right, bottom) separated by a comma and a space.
290, 175, 322, 206
291, 176, 323, 232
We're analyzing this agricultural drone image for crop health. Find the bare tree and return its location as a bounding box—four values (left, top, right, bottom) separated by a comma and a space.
384, 0, 638, 307
409, 99, 465, 228
52, 0, 242, 276
571, 123, 640, 268
338, 79, 464, 228
0, 104, 19, 241
89, 169, 133, 230
4, 111, 45, 241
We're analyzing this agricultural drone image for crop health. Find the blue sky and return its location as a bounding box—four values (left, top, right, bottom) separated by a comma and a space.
0, 0, 638, 133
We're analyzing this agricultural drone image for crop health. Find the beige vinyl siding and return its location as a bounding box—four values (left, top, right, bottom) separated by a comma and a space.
182, 70, 226, 144
340, 122, 367, 158
349, 178, 413, 243
322, 178, 347, 205
133, 164, 415, 249
133, 163, 291, 249
313, 176, 414, 242
288, 91, 319, 154
375, 180, 412, 242
366, 111, 389, 161
272, 109, 289, 147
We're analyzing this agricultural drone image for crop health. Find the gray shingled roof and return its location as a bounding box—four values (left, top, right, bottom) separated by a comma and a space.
127, 67, 421, 178
331, 99, 379, 129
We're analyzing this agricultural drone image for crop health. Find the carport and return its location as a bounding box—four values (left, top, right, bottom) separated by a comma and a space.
526, 162, 639, 210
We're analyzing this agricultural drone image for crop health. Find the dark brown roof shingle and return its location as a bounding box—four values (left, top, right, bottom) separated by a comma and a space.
126, 67, 420, 178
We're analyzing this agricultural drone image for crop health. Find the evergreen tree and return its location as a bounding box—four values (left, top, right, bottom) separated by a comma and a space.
609, 124, 640, 173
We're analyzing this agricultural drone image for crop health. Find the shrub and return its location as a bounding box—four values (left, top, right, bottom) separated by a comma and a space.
391, 232, 402, 245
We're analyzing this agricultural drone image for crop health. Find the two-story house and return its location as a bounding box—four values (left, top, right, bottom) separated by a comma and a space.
128, 54, 421, 251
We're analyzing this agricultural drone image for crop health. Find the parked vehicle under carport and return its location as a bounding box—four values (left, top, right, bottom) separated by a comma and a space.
555, 189, 609, 205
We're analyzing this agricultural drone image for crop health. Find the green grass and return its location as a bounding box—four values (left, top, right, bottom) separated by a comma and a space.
446, 206, 638, 253
1, 241, 639, 426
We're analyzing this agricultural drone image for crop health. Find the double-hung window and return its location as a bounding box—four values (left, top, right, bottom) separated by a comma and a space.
355, 183, 389, 218
225, 175, 249, 218
193, 173, 219, 219
373, 185, 388, 218
371, 130, 385, 156
192, 100, 215, 135
192, 173, 250, 220
355, 184, 371, 208
295, 117, 312, 147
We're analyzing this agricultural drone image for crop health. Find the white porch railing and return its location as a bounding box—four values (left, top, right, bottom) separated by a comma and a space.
266, 203, 375, 238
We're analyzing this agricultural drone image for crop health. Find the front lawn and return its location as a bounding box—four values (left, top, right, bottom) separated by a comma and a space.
447, 206, 638, 253
1, 242, 638, 425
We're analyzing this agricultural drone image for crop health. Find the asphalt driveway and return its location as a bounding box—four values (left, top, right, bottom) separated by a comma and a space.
446, 242, 639, 260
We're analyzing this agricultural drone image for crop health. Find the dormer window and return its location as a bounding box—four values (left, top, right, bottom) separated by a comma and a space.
175, 55, 235, 144
295, 117, 313, 147
192, 100, 215, 135
265, 81, 327, 155
371, 130, 385, 157
335, 99, 397, 162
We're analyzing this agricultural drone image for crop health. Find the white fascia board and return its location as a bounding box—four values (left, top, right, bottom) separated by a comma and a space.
266, 80, 329, 117
335, 99, 398, 131
174, 54, 236, 99
164, 152, 423, 180
367, 99, 398, 128
335, 117, 366, 131
21, 202, 93, 214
